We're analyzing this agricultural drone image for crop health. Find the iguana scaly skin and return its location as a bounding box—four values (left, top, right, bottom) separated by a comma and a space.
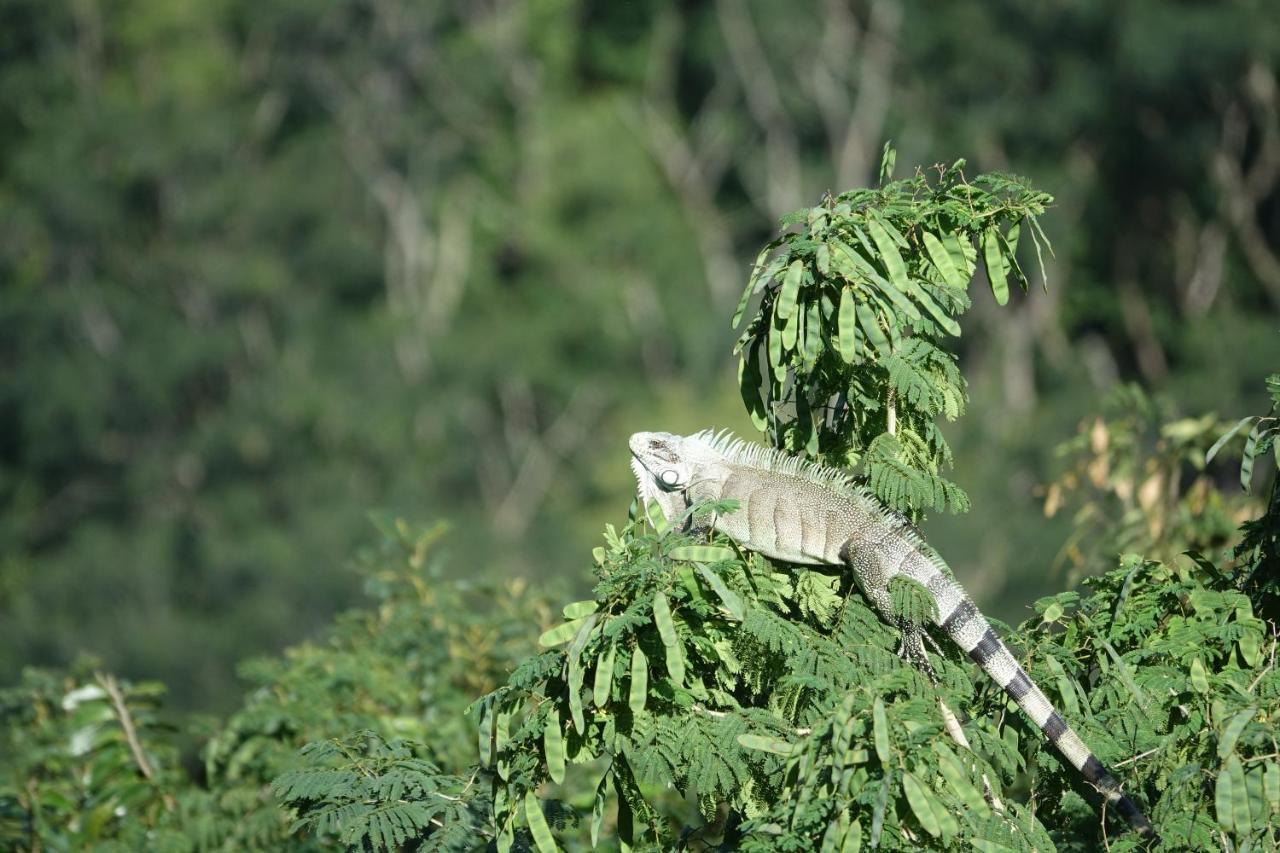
629, 429, 1156, 839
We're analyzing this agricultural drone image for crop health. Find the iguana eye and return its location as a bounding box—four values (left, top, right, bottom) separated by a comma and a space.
659, 469, 681, 488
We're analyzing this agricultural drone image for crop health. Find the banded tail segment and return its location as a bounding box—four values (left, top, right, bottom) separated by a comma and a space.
920, 566, 1157, 840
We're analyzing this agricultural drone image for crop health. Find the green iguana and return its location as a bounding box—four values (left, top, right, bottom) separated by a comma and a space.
629, 428, 1157, 840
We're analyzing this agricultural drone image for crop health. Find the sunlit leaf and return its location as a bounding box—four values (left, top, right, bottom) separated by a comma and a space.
982, 227, 1008, 305
778, 260, 803, 320
525, 790, 559, 853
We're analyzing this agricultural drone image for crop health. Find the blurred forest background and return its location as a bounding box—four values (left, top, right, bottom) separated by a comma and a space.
2, 0, 1278, 714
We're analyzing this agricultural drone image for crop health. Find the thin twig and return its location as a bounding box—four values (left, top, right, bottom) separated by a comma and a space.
1246, 637, 1278, 693
95, 672, 176, 811
1114, 746, 1161, 768
938, 699, 1004, 812
95, 672, 156, 783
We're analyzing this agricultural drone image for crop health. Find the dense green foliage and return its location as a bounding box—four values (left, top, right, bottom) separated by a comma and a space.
464, 167, 1279, 851
4, 2, 1280, 849
733, 158, 1051, 515
1, 519, 547, 849
3, 0, 1279, 711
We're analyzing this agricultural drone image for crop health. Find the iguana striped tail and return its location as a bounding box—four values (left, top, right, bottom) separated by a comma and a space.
921, 567, 1157, 840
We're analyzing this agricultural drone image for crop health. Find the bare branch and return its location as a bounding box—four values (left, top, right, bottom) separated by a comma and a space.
634, 10, 743, 309
827, 0, 901, 188
492, 389, 608, 537
95, 673, 156, 782
714, 0, 804, 215
1213, 62, 1280, 307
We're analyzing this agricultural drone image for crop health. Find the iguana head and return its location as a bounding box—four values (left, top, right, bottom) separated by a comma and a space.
628, 431, 722, 519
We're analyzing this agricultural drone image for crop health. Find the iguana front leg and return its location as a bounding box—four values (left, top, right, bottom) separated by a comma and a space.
841, 541, 940, 682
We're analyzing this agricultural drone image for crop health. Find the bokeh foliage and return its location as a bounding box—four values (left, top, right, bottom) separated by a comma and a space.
2, 0, 1278, 711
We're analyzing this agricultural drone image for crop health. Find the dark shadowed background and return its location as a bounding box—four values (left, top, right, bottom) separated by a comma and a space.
2, 0, 1277, 711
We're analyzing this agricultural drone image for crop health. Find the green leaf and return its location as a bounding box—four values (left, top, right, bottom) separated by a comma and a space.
544, 713, 566, 784
1219, 707, 1256, 759
1239, 631, 1261, 667
566, 613, 599, 734
943, 232, 975, 279
778, 260, 803, 320
495, 702, 516, 779
1191, 657, 1210, 693
629, 646, 648, 713
652, 592, 685, 685
932, 742, 989, 817
867, 217, 909, 292
644, 498, 669, 533
693, 563, 745, 620
838, 288, 858, 363
539, 617, 588, 648
768, 303, 785, 372
982, 227, 1009, 305
970, 841, 1017, 853
1043, 654, 1080, 718
668, 545, 736, 563
736, 734, 794, 755
478, 701, 495, 766
593, 642, 616, 707
903, 772, 952, 838
739, 342, 768, 431
998, 223, 1028, 291
1241, 419, 1262, 492
905, 281, 960, 336
879, 141, 896, 183
803, 301, 823, 365
856, 303, 890, 357
872, 697, 891, 764
923, 232, 965, 287
525, 790, 559, 853
1264, 761, 1279, 814
816, 242, 831, 275
1217, 754, 1247, 831
732, 246, 772, 328
841, 819, 862, 853
591, 773, 609, 848
782, 307, 798, 351
562, 600, 599, 619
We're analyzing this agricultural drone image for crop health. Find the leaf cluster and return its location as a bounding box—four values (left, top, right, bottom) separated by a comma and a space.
733, 152, 1053, 517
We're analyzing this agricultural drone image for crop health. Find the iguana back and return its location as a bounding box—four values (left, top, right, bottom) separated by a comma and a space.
629, 428, 1156, 840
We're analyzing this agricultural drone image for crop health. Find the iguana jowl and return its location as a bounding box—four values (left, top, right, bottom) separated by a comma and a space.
629, 428, 1156, 839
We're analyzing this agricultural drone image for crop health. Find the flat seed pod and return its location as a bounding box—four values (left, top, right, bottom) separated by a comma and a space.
982, 226, 1009, 305
778, 259, 803, 320
539, 617, 587, 648
593, 642, 616, 707
736, 734, 794, 755
923, 231, 965, 287
652, 592, 685, 685
1218, 707, 1256, 759
856, 303, 890, 357
838, 288, 858, 363
562, 600, 598, 619
803, 301, 823, 364
525, 790, 559, 853
629, 646, 648, 713
591, 773, 609, 848
544, 714, 566, 784
903, 772, 952, 838
867, 218, 909, 293
668, 545, 736, 562
872, 697, 890, 764
694, 563, 745, 620
932, 742, 989, 817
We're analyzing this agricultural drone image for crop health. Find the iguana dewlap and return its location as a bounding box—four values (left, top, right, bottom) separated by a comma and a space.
629, 429, 1155, 840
